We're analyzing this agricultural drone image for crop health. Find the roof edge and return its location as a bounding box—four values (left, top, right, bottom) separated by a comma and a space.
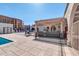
64, 3, 69, 16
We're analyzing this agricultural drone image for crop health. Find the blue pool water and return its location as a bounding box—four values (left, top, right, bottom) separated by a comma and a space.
0, 37, 13, 45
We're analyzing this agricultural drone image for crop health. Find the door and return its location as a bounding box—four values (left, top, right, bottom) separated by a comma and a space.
10, 28, 12, 33
3, 27, 5, 34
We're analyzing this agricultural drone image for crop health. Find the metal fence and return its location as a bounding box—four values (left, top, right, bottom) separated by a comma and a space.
35, 31, 64, 39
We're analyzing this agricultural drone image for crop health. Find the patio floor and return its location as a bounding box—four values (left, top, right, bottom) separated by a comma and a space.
0, 32, 78, 56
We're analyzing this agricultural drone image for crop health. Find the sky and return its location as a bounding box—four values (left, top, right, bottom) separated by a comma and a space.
0, 3, 66, 25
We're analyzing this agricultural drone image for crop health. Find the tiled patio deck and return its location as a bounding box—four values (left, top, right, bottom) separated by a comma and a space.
0, 32, 79, 56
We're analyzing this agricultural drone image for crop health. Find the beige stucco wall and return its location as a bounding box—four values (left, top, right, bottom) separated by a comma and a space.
64, 3, 74, 46
0, 23, 14, 34
35, 19, 65, 33
64, 3, 79, 49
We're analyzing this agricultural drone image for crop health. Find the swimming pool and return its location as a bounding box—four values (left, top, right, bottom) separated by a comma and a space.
0, 37, 13, 45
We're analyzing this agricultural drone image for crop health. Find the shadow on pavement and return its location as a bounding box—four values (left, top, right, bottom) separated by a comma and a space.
33, 37, 67, 46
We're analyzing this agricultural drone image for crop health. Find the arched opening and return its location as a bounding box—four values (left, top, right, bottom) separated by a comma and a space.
70, 4, 79, 50
51, 25, 56, 32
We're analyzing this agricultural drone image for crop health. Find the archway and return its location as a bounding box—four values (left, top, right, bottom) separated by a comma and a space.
69, 4, 79, 50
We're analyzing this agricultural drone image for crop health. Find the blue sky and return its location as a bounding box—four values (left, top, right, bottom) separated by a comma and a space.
0, 3, 66, 25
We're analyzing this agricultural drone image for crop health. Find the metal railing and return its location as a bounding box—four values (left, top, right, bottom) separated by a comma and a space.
35, 31, 64, 39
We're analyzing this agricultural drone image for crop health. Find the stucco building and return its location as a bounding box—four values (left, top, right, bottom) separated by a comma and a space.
0, 15, 24, 32
0, 23, 13, 34
64, 3, 79, 50
35, 18, 66, 36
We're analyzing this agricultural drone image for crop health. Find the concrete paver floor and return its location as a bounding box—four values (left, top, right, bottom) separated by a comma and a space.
0, 32, 78, 56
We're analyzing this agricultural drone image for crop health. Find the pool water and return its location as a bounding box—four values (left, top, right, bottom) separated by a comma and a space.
0, 37, 13, 45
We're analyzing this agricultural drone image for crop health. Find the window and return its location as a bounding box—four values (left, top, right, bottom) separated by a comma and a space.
75, 13, 79, 16
73, 17, 79, 23
76, 5, 79, 11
